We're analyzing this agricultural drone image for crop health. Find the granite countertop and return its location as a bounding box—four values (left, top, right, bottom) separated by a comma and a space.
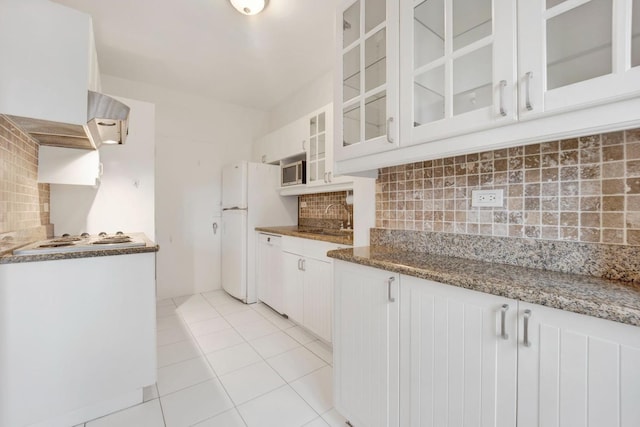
0, 233, 159, 265
255, 225, 353, 246
327, 245, 640, 327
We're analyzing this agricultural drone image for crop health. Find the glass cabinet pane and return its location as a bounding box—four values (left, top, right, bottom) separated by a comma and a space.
634, 0, 640, 67
343, 1, 360, 47
318, 112, 326, 133
343, 105, 361, 146
365, 91, 387, 140
414, 0, 444, 69
310, 116, 317, 135
318, 134, 326, 157
343, 47, 361, 102
310, 163, 317, 182
452, 0, 491, 50
453, 45, 492, 115
546, 0, 612, 90
365, 0, 386, 32
414, 65, 445, 126
365, 28, 387, 92
310, 136, 317, 161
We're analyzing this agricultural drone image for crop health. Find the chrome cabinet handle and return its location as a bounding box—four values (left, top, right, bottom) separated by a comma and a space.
267, 236, 271, 243
387, 277, 395, 303
212, 222, 218, 234
386, 117, 394, 144
523, 309, 532, 347
297, 259, 302, 270
324, 172, 328, 183
261, 154, 266, 163
302, 140, 306, 151
525, 72, 534, 111
301, 259, 306, 271
500, 304, 509, 340
328, 171, 332, 182
499, 80, 507, 117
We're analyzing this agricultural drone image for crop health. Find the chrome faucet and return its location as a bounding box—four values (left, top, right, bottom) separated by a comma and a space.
325, 203, 352, 230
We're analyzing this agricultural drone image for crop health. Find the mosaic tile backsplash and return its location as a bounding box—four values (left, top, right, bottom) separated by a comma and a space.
0, 115, 51, 233
376, 128, 640, 246
299, 191, 352, 226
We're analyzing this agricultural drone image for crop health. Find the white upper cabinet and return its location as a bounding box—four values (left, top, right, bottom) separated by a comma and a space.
0, 0, 93, 125
335, 0, 400, 161
307, 108, 331, 186
518, 0, 640, 119
400, 0, 517, 146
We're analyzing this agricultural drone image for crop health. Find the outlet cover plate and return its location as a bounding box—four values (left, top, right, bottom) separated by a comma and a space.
471, 189, 504, 207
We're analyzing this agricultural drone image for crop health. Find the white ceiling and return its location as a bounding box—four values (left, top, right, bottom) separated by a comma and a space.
53, 0, 338, 111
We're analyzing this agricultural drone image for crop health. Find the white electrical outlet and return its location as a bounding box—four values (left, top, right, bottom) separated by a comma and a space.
300, 201, 307, 208
471, 189, 504, 207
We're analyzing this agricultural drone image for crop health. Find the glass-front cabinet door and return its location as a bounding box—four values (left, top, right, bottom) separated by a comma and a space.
400, 0, 517, 147
335, 0, 400, 161
307, 111, 328, 186
518, 0, 640, 118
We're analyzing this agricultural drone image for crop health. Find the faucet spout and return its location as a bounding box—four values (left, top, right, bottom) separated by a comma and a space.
325, 203, 352, 229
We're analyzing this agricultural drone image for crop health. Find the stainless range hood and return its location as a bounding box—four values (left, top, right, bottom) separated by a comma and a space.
6, 91, 130, 150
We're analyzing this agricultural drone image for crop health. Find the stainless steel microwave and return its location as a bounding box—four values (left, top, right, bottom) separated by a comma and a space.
281, 160, 306, 186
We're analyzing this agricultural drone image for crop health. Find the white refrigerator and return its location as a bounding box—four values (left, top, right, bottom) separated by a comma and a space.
221, 161, 297, 303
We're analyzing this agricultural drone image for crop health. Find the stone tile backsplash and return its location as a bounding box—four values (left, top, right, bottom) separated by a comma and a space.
299, 191, 352, 227
0, 115, 50, 234
376, 128, 640, 246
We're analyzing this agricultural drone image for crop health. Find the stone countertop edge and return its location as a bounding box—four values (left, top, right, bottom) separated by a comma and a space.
327, 246, 640, 328
255, 226, 353, 246
0, 233, 159, 265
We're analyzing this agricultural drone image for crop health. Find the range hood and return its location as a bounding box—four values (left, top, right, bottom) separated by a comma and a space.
6, 91, 130, 150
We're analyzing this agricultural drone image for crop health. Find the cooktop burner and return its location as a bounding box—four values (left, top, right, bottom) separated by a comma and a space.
13, 232, 147, 255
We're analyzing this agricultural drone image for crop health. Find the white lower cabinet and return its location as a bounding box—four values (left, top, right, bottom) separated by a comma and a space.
281, 236, 347, 343
333, 260, 400, 427
333, 262, 640, 427
400, 276, 518, 427
256, 233, 284, 314
517, 301, 640, 427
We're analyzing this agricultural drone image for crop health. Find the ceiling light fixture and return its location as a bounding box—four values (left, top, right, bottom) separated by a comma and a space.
229, 0, 266, 15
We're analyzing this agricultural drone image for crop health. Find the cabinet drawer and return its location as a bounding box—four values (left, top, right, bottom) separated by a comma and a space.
282, 235, 348, 261
259, 233, 281, 247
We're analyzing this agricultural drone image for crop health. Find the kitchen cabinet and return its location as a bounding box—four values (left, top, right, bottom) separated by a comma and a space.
399, 0, 517, 146
256, 233, 285, 314
281, 236, 348, 342
0, 0, 95, 125
399, 275, 517, 427
333, 260, 400, 427
333, 261, 640, 427
252, 117, 306, 165
38, 146, 101, 186
333, 0, 640, 173
518, 0, 640, 120
334, 0, 400, 161
307, 103, 351, 187
517, 301, 640, 427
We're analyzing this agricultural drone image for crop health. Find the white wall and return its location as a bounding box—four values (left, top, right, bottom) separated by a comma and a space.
100, 75, 269, 300
50, 96, 155, 240
267, 70, 334, 132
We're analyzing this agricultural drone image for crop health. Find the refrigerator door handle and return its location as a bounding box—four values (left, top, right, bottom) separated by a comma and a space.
212, 222, 218, 235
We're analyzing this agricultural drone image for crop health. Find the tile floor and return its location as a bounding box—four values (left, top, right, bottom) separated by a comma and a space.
77, 290, 348, 427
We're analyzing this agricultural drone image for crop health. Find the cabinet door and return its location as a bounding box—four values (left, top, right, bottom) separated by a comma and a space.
303, 258, 332, 342
400, 0, 517, 147
307, 110, 329, 186
279, 118, 307, 160
517, 302, 640, 427
282, 251, 304, 324
399, 276, 517, 427
257, 234, 284, 314
333, 261, 400, 427
518, 0, 640, 119
335, 0, 400, 161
